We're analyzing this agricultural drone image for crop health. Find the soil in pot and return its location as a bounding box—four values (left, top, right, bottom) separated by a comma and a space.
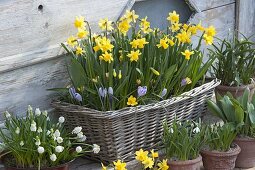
234, 137, 255, 168
201, 144, 241, 170
167, 155, 202, 170
215, 83, 255, 98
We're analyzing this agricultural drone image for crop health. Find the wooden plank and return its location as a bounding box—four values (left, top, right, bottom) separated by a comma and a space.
236, 0, 255, 42
0, 0, 129, 73
0, 57, 68, 119
190, 0, 235, 11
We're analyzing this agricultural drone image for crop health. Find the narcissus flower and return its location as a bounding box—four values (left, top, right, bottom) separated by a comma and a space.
118, 19, 131, 35
76, 46, 85, 55
99, 52, 113, 63
151, 149, 159, 158
127, 95, 138, 106
130, 38, 148, 49
181, 50, 194, 60
140, 17, 152, 33
74, 16, 85, 28
167, 11, 179, 23
67, 36, 77, 47
157, 38, 169, 49
171, 22, 182, 32
94, 37, 114, 52
127, 50, 141, 62
113, 160, 127, 170
142, 157, 154, 169
77, 28, 88, 39
101, 163, 107, 170
176, 31, 191, 44
124, 10, 139, 23
206, 25, 216, 37
203, 34, 214, 45
98, 18, 113, 31
135, 149, 148, 161
157, 159, 169, 170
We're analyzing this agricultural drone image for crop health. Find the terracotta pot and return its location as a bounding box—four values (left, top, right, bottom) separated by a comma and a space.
201, 144, 241, 170
215, 83, 255, 98
234, 137, 255, 168
167, 155, 202, 170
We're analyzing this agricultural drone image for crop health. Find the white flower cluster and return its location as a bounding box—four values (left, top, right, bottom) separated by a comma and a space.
72, 127, 86, 142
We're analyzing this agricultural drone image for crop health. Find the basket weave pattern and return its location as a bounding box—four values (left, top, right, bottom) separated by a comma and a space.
52, 80, 220, 162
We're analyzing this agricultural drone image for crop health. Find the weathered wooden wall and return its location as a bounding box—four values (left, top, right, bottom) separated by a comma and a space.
0, 0, 240, 119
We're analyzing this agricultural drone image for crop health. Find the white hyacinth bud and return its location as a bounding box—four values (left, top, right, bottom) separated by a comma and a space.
50, 154, 57, 162
72, 127, 82, 134
55, 146, 64, 153
37, 146, 45, 154
35, 108, 41, 116
58, 116, 65, 124
93, 144, 100, 154
15, 127, 20, 134
54, 130, 60, 138
56, 137, 63, 144
76, 146, 82, 153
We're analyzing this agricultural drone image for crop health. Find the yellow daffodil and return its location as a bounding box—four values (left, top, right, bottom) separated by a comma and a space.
130, 39, 139, 49
157, 38, 169, 49
74, 16, 85, 28
113, 69, 117, 77
171, 22, 182, 32
135, 149, 148, 161
203, 34, 214, 45
94, 37, 114, 52
118, 70, 122, 79
188, 25, 197, 35
113, 160, 127, 170
127, 95, 138, 106
182, 24, 189, 31
130, 38, 148, 49
181, 50, 194, 60
168, 39, 175, 46
205, 25, 216, 37
124, 10, 139, 23
176, 31, 191, 44
99, 52, 113, 63
157, 159, 169, 170
150, 67, 160, 76
196, 21, 204, 31
140, 17, 152, 34
101, 163, 107, 170
98, 18, 113, 31
77, 28, 88, 39
127, 50, 141, 62
118, 19, 131, 35
75, 46, 85, 55
67, 36, 77, 47
186, 77, 192, 84
151, 149, 159, 159
167, 11, 179, 23
142, 157, 154, 169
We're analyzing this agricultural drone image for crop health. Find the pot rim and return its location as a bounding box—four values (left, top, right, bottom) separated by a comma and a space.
234, 136, 255, 142
200, 143, 241, 157
167, 154, 202, 165
2, 157, 74, 170
216, 83, 255, 90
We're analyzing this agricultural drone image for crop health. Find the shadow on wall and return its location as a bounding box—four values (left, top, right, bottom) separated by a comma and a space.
131, 0, 192, 29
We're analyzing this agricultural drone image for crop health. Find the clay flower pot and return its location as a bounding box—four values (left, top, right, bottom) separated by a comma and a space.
234, 137, 255, 168
167, 155, 202, 170
201, 144, 241, 170
215, 83, 255, 98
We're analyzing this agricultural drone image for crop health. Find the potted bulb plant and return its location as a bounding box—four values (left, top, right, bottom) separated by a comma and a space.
209, 32, 255, 98
0, 106, 100, 170
162, 119, 205, 170
201, 123, 240, 170
207, 89, 255, 168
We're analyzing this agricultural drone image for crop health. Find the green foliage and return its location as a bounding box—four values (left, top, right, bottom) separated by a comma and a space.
162, 119, 206, 161
204, 123, 237, 152
209, 32, 255, 86
0, 106, 96, 169
207, 88, 255, 137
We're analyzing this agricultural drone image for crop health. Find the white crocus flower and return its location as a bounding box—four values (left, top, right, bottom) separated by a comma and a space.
93, 144, 100, 154
35, 108, 41, 116
15, 127, 20, 134
193, 126, 200, 133
50, 154, 57, 162
72, 127, 82, 134
55, 146, 64, 153
37, 146, 45, 154
20, 141, 24, 146
37, 127, 42, 133
30, 121, 37, 132
58, 116, 65, 124
4, 111, 11, 119
76, 146, 82, 153
56, 137, 63, 144
54, 130, 60, 138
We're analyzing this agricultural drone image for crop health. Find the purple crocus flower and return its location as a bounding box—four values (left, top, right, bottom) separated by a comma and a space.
161, 88, 167, 98
181, 79, 187, 87
98, 87, 107, 98
108, 87, 113, 95
137, 86, 147, 97
69, 87, 82, 102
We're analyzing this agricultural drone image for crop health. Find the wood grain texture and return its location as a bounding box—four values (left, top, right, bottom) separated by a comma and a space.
190, 0, 235, 11
0, 0, 129, 73
236, 0, 255, 42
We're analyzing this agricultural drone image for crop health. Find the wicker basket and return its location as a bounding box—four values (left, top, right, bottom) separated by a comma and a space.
52, 79, 220, 163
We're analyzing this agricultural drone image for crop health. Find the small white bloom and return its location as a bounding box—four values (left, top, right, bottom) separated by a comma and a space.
35, 108, 41, 116
4, 111, 11, 119
93, 144, 100, 154
193, 126, 200, 133
58, 116, 65, 124
77, 135, 87, 142
77, 132, 83, 139
55, 146, 64, 153
72, 127, 82, 134
37, 146, 45, 154
46, 130, 51, 136
30, 121, 37, 132
56, 137, 63, 144
20, 141, 24, 146
54, 130, 60, 138
37, 127, 42, 133
170, 128, 174, 134
15, 127, 20, 134
35, 137, 41, 146
50, 154, 57, 162
76, 146, 82, 153
46, 117, 50, 121
28, 105, 33, 112
42, 111, 48, 117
